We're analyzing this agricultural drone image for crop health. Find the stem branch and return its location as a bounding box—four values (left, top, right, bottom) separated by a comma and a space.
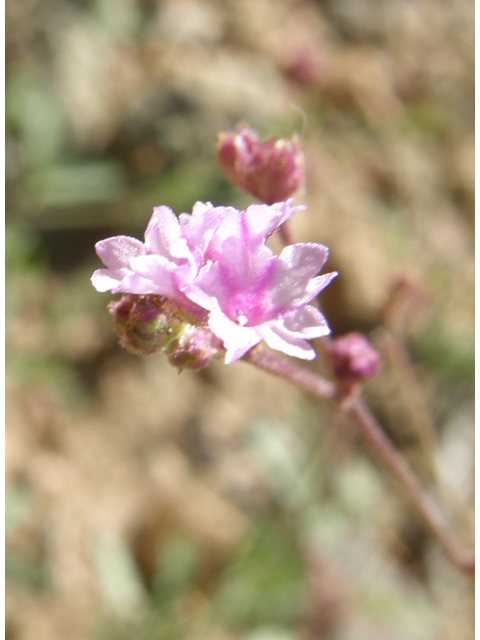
242, 346, 474, 574
347, 397, 474, 573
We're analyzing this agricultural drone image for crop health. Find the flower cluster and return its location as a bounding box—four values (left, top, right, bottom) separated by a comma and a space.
92, 200, 336, 364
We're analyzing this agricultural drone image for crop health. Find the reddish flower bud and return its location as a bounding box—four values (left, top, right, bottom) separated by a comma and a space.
282, 49, 326, 87
327, 332, 381, 391
108, 294, 218, 369
216, 124, 305, 204
167, 326, 218, 371
109, 294, 172, 355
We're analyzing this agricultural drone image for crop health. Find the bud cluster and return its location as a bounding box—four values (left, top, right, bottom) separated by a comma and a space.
109, 294, 218, 370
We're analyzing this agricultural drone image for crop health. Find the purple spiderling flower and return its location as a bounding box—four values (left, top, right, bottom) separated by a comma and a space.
185, 241, 336, 363
92, 200, 337, 364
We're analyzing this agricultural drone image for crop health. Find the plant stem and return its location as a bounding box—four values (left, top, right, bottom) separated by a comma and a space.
347, 398, 474, 573
243, 345, 337, 401
242, 346, 474, 574
376, 328, 438, 478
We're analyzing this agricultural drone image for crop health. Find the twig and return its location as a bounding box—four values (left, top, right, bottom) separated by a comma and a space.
243, 345, 337, 402
376, 328, 438, 477
242, 345, 474, 574
347, 397, 474, 573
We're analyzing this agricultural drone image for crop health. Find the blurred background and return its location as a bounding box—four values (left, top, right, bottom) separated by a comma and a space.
5, 0, 474, 639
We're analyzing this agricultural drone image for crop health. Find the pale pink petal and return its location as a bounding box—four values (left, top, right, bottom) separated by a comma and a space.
112, 272, 167, 295
145, 206, 183, 258
281, 305, 331, 338
270, 243, 333, 308
91, 268, 132, 292
209, 200, 302, 260
128, 254, 176, 295
169, 237, 195, 263
193, 244, 273, 303
217, 239, 272, 293
208, 307, 262, 364
258, 305, 331, 359
203, 209, 245, 260
243, 199, 304, 239
259, 323, 316, 360
182, 264, 219, 312
190, 201, 213, 217
95, 236, 145, 269
298, 271, 338, 306
181, 204, 234, 259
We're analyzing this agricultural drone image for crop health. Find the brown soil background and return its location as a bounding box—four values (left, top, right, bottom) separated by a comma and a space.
6, 1, 474, 639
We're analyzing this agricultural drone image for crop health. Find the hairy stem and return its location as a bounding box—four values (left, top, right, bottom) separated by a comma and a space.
242, 346, 474, 574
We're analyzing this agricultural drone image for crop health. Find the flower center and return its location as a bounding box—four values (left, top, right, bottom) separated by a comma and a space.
226, 292, 267, 328
236, 313, 248, 326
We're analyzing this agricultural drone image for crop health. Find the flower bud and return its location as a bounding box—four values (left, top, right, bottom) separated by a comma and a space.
109, 294, 172, 355
108, 294, 217, 369
282, 49, 325, 87
167, 326, 218, 371
216, 124, 305, 204
327, 332, 381, 392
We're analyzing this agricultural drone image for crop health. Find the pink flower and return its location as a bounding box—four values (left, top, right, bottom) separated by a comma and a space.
92, 200, 300, 301
185, 238, 336, 363
92, 200, 336, 364
216, 124, 305, 204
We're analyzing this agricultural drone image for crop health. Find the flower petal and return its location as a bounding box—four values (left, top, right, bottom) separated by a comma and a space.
182, 262, 220, 311
128, 254, 176, 295
244, 199, 304, 239
259, 322, 317, 360
281, 305, 331, 338
181, 203, 235, 261
270, 243, 334, 308
91, 268, 132, 292
208, 307, 262, 364
145, 206, 190, 261
95, 236, 145, 269
299, 271, 338, 306
258, 305, 331, 359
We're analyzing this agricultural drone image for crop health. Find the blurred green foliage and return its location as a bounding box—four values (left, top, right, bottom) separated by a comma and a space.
214, 522, 304, 629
